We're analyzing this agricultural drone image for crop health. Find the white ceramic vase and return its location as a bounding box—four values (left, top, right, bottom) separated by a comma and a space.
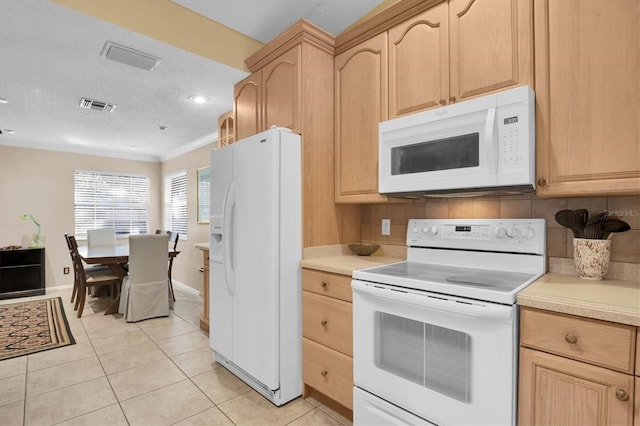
573, 238, 611, 280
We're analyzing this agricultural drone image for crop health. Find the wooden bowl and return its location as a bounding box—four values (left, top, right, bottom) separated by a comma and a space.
348, 243, 380, 256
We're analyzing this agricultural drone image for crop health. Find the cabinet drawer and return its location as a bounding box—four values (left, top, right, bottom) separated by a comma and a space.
303, 291, 352, 356
520, 307, 636, 373
303, 338, 353, 410
302, 268, 352, 302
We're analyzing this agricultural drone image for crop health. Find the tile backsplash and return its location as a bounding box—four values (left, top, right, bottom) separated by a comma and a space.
361, 195, 640, 265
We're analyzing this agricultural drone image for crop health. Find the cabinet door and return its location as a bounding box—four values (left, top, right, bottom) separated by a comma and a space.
335, 32, 388, 203
449, 0, 532, 101
262, 45, 301, 134
534, 0, 640, 196
388, 2, 449, 118
519, 347, 634, 426
234, 71, 262, 141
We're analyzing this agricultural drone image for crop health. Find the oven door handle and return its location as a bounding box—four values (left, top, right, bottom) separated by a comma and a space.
352, 281, 513, 321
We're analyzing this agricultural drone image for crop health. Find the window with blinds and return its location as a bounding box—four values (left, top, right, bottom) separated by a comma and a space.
74, 170, 150, 239
164, 171, 187, 238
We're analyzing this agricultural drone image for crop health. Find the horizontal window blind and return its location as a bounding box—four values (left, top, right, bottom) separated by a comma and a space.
74, 170, 150, 239
165, 171, 187, 238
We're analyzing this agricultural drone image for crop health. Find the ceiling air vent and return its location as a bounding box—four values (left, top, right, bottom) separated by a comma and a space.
79, 98, 116, 112
101, 41, 161, 71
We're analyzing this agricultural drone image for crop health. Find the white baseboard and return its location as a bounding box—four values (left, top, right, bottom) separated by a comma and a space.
172, 280, 201, 296
44, 284, 74, 292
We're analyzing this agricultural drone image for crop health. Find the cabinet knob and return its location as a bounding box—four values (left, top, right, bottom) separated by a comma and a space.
320, 281, 328, 288
537, 178, 547, 187
320, 320, 328, 327
616, 389, 630, 401
564, 334, 577, 344
439, 99, 446, 106
449, 96, 456, 103
321, 370, 328, 377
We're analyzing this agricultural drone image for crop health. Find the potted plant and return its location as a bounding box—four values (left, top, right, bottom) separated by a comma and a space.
555, 209, 630, 280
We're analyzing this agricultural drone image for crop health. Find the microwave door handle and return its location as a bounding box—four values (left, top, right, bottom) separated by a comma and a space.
352, 280, 512, 321
485, 107, 498, 172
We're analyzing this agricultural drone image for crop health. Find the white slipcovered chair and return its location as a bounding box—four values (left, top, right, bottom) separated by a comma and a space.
87, 228, 116, 247
118, 234, 172, 322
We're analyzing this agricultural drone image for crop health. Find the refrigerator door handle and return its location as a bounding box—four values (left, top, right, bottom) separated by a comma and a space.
223, 182, 236, 296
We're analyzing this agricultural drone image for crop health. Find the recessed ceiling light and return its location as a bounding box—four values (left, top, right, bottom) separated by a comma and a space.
0, 98, 7, 104
188, 95, 210, 104
158, 125, 168, 131
130, 145, 137, 150
4, 129, 15, 134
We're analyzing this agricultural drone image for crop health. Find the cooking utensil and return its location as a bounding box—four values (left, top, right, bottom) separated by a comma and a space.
555, 209, 587, 238
584, 211, 608, 239
601, 219, 631, 239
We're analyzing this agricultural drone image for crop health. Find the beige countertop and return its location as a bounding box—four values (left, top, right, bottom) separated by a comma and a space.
194, 242, 209, 251
300, 244, 405, 276
518, 272, 640, 326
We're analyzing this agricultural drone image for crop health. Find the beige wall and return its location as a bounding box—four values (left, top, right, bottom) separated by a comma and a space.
0, 145, 162, 289
160, 143, 216, 294
361, 195, 640, 265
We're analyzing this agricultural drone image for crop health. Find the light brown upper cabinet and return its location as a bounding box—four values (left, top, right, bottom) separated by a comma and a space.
233, 71, 262, 141
217, 110, 234, 148
335, 32, 389, 203
534, 0, 640, 197
234, 20, 361, 247
262, 45, 301, 134
388, 0, 532, 118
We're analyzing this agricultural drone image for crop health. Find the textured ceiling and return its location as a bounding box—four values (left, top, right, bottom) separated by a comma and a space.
0, 0, 384, 162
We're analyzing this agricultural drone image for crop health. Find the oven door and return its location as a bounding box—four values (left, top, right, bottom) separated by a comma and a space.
352, 280, 517, 426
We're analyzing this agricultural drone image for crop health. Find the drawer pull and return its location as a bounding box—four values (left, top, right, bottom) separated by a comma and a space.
321, 370, 328, 377
320, 320, 328, 327
564, 334, 578, 344
320, 281, 328, 288
616, 389, 630, 401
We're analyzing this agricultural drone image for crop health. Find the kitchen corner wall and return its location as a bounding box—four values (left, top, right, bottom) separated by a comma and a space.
361, 195, 640, 265
160, 142, 217, 294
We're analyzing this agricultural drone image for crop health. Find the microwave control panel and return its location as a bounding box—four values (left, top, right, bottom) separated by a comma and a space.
497, 104, 526, 171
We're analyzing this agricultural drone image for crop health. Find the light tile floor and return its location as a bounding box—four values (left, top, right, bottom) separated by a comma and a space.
0, 286, 352, 426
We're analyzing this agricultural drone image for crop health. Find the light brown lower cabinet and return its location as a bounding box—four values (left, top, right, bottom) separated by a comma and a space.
518, 347, 634, 426
302, 268, 353, 416
518, 307, 637, 426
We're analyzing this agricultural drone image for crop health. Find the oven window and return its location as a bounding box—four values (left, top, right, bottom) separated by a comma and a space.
374, 312, 471, 403
391, 133, 480, 175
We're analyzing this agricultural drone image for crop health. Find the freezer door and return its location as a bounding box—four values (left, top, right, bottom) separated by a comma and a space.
230, 132, 281, 390
210, 146, 234, 360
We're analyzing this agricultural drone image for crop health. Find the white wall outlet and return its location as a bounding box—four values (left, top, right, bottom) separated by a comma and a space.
381, 218, 391, 236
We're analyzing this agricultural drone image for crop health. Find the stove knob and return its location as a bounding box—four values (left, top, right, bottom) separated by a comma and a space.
431, 226, 438, 235
422, 227, 430, 234
412, 227, 419, 234
523, 226, 536, 239
494, 225, 507, 238
506, 225, 522, 239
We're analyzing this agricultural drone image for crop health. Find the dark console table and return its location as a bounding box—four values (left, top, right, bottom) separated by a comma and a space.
0, 247, 45, 299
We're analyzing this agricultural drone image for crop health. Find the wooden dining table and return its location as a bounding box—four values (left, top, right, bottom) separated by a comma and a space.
78, 244, 179, 315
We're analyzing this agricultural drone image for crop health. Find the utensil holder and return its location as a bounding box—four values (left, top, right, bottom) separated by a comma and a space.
573, 238, 611, 280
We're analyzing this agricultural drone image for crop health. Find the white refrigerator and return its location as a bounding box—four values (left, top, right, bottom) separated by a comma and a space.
209, 127, 302, 406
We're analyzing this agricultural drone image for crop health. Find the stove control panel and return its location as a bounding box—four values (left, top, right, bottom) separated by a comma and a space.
407, 218, 546, 254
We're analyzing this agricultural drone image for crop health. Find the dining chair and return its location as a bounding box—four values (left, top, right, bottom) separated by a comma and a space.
154, 230, 179, 301
67, 234, 121, 317
118, 234, 172, 322
64, 233, 110, 305
87, 228, 116, 247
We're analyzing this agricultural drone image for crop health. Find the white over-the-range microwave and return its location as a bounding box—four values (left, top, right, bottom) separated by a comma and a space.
379, 85, 535, 197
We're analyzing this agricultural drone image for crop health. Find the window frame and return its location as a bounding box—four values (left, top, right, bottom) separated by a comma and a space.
74, 170, 150, 240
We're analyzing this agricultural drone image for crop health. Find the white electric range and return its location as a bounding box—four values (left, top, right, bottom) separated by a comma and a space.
352, 218, 546, 425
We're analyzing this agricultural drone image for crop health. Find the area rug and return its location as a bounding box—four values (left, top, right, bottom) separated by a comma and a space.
0, 297, 75, 361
